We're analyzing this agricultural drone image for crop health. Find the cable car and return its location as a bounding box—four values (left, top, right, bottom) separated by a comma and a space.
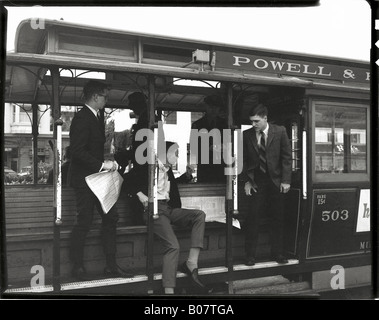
1, 17, 372, 297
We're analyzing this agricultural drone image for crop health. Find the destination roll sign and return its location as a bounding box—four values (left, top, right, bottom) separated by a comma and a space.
216, 51, 370, 83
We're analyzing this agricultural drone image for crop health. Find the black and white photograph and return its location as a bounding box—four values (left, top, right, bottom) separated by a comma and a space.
0, 0, 376, 304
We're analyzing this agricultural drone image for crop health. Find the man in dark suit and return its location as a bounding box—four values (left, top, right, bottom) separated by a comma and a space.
127, 141, 211, 294
242, 103, 292, 266
69, 80, 130, 280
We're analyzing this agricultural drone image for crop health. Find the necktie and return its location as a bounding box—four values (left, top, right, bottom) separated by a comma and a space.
259, 131, 267, 174
97, 111, 101, 122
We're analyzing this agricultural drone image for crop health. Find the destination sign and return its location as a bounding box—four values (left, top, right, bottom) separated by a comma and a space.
216, 51, 370, 83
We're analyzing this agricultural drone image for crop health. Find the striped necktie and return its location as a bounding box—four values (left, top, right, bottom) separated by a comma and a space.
259, 131, 267, 174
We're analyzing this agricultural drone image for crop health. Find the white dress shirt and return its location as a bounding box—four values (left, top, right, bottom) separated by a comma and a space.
157, 160, 171, 201
85, 104, 99, 119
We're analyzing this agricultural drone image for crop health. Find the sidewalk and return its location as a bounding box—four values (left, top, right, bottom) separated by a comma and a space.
230, 276, 374, 300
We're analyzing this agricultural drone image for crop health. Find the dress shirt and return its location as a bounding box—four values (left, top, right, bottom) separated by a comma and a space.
85, 104, 99, 118
157, 160, 171, 201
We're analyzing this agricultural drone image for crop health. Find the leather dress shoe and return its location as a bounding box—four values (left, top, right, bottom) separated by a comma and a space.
72, 266, 92, 281
275, 254, 289, 264
179, 262, 213, 294
245, 257, 256, 266
104, 265, 134, 278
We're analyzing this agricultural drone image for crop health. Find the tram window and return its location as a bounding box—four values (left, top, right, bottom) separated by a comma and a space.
291, 122, 300, 172
110, 105, 230, 184
163, 111, 177, 125
4, 103, 58, 185
161, 108, 230, 184
13, 103, 33, 124
48, 106, 76, 133
161, 111, 195, 182
46, 69, 106, 80
106, 107, 136, 162
313, 102, 367, 177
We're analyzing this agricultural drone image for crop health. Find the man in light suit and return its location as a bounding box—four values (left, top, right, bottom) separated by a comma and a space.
242, 103, 292, 266
69, 80, 131, 280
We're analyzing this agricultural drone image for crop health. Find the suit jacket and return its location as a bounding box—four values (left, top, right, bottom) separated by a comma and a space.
191, 115, 228, 182
69, 105, 105, 188
242, 123, 292, 188
125, 164, 183, 209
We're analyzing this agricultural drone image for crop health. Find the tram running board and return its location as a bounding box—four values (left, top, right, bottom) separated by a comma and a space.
4, 259, 299, 294
233, 258, 299, 271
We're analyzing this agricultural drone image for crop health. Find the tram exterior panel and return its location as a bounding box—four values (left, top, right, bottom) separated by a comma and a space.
1, 19, 372, 295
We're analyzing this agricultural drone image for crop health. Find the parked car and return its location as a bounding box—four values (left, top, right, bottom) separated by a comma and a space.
18, 166, 32, 177
4, 167, 19, 184
18, 163, 53, 183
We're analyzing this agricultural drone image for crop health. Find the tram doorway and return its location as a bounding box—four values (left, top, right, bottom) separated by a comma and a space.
236, 85, 305, 262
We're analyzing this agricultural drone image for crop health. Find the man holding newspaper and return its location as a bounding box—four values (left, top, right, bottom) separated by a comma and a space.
69, 80, 131, 281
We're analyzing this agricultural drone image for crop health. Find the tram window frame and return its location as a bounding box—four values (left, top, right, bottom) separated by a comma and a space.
311, 100, 370, 183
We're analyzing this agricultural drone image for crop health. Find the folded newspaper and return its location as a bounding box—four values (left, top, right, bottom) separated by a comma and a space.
85, 170, 124, 213
181, 196, 241, 229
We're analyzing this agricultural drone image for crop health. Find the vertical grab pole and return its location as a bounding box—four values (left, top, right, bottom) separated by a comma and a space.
302, 130, 307, 200
225, 83, 234, 294
55, 120, 63, 226
51, 67, 62, 293
153, 127, 159, 221
32, 103, 39, 184
233, 130, 239, 216
146, 75, 156, 294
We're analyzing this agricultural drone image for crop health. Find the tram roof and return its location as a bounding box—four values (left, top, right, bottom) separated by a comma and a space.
12, 18, 370, 65
5, 18, 370, 106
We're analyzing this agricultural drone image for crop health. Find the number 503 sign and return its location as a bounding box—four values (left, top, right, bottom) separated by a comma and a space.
321, 209, 349, 222
307, 188, 367, 258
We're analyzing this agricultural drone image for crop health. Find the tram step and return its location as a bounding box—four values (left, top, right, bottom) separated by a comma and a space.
4, 260, 301, 296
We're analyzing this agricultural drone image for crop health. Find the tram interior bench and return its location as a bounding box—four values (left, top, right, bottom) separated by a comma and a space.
4, 183, 282, 286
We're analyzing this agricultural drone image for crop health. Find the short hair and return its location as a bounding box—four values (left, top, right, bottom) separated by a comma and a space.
166, 141, 179, 154
249, 103, 268, 118
82, 80, 109, 101
163, 141, 179, 164
204, 95, 225, 109
128, 92, 147, 111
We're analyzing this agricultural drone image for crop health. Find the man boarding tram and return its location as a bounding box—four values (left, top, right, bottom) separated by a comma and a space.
242, 104, 292, 266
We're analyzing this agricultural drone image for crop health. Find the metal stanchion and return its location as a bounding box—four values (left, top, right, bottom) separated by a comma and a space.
53, 118, 63, 292
146, 75, 157, 294
233, 129, 240, 217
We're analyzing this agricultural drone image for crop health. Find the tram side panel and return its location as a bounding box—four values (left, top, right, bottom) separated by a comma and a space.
4, 185, 247, 287
300, 96, 371, 290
